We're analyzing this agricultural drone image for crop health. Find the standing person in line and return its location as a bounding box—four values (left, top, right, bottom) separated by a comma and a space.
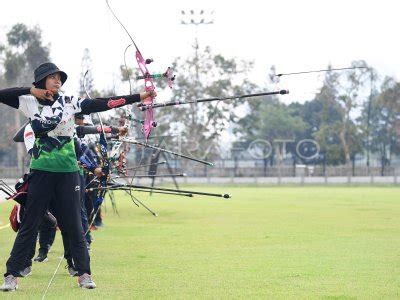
0, 62, 155, 291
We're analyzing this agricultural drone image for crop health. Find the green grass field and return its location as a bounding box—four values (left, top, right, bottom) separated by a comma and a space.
0, 186, 400, 299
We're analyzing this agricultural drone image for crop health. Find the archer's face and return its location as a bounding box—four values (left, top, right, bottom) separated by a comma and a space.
45, 73, 62, 94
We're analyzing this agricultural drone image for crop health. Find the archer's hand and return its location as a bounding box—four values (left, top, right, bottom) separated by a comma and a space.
118, 127, 128, 136
139, 91, 157, 101
30, 87, 54, 101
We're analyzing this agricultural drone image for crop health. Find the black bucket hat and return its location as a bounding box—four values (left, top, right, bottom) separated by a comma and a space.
32, 62, 68, 85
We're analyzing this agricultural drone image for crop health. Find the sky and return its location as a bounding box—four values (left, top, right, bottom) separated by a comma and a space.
0, 0, 399, 104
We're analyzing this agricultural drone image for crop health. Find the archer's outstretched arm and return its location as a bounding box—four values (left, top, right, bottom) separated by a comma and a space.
75, 125, 121, 138
79, 91, 155, 115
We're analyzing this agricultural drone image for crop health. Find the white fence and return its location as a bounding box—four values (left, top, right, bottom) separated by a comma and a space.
109, 176, 400, 186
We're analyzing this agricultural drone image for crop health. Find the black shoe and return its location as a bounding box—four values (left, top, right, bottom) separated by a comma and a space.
19, 266, 32, 277
34, 249, 48, 262
65, 264, 78, 277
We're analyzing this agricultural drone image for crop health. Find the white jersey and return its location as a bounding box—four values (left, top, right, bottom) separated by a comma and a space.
18, 93, 83, 137
18, 93, 84, 172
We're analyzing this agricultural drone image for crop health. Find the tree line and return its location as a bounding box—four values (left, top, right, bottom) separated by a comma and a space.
0, 23, 399, 171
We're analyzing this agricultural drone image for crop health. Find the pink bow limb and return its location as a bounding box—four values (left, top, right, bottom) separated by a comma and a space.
136, 50, 156, 140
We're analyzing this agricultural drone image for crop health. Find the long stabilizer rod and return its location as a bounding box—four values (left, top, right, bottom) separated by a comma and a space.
276, 66, 368, 77
138, 90, 289, 110
117, 187, 193, 197
118, 137, 214, 166
125, 161, 166, 171
115, 173, 186, 179
0, 180, 14, 196
129, 193, 158, 217
88, 183, 231, 199
0, 187, 13, 197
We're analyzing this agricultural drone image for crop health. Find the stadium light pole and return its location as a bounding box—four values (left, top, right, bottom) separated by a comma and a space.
180, 9, 215, 140
180, 9, 214, 57
180, 9, 214, 95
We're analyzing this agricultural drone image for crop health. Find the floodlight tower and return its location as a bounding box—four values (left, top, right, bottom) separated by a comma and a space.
180, 10, 214, 92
